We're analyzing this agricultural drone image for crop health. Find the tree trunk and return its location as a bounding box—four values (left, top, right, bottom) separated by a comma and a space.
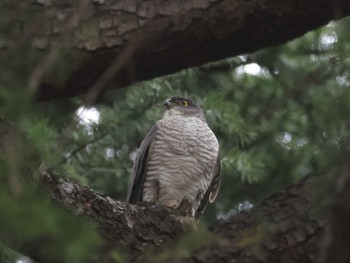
3, 0, 350, 101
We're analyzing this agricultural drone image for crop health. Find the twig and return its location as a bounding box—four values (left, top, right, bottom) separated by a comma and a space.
50, 131, 108, 169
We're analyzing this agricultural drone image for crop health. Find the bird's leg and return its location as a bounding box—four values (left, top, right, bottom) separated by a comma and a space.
177, 198, 197, 230
178, 197, 194, 217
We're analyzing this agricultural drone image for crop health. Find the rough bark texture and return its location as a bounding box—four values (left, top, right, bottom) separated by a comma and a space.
30, 170, 327, 263
41, 170, 186, 255
317, 158, 350, 263
3, 0, 350, 101
197, 176, 328, 263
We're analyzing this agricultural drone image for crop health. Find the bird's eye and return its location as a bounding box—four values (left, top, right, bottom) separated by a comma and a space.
181, 100, 188, 106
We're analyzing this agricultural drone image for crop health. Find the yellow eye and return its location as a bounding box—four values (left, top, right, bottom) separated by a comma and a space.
181, 100, 188, 106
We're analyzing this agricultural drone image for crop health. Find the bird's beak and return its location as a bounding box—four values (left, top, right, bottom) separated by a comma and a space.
163, 98, 173, 109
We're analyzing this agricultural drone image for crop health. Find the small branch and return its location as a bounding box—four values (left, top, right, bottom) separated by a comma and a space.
51, 131, 108, 169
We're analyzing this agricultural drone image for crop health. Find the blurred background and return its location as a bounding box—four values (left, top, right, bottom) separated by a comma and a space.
1, 13, 350, 262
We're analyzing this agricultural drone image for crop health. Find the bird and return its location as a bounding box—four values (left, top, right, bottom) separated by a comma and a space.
127, 96, 220, 218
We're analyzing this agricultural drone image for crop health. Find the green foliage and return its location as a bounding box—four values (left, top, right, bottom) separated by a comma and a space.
0, 122, 102, 263
1, 11, 350, 262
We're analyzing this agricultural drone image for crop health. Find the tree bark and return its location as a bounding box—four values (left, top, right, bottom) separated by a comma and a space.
3, 0, 350, 101
10, 170, 327, 263
317, 157, 350, 263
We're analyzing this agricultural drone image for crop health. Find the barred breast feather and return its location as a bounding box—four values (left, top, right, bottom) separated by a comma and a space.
128, 109, 220, 217
128, 115, 220, 218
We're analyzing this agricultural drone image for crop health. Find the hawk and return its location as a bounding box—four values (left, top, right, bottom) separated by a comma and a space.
127, 96, 220, 218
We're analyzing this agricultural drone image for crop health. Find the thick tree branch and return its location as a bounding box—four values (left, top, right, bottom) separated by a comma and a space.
21, 169, 326, 263
40, 170, 186, 255
3, 0, 350, 101
195, 175, 328, 263
317, 156, 350, 263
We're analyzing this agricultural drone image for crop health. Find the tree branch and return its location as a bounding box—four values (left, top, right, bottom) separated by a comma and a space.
3, 0, 350, 101
317, 156, 350, 263
29, 169, 327, 262
40, 170, 186, 255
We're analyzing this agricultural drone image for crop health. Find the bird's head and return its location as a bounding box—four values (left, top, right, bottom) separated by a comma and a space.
163, 96, 206, 122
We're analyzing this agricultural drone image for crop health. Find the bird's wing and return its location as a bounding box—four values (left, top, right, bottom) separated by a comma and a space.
195, 153, 221, 218
127, 124, 158, 203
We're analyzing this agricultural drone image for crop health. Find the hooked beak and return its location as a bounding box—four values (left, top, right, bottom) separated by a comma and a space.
163, 98, 173, 109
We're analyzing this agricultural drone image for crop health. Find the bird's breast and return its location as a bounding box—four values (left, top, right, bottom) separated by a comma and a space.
157, 116, 217, 155
142, 115, 219, 214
